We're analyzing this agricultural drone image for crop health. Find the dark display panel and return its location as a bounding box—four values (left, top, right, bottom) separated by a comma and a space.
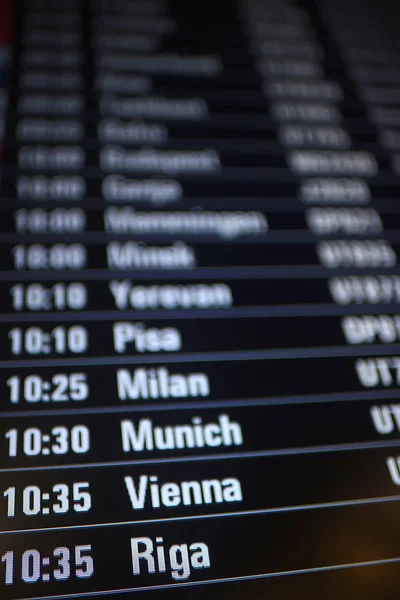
2, 0, 400, 598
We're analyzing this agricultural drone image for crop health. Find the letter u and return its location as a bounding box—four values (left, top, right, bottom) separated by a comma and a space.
355, 359, 379, 387
370, 406, 394, 434
386, 457, 400, 485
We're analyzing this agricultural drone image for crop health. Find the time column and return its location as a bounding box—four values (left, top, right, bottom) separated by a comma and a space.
0, 3, 96, 597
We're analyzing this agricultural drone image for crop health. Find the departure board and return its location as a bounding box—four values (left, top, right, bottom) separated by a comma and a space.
2, 0, 400, 598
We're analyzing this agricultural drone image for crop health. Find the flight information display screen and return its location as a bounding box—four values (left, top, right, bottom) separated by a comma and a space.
2, 0, 400, 598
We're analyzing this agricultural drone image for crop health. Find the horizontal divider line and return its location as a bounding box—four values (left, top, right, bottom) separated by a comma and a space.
2, 229, 400, 236
0, 235, 330, 244
3, 386, 400, 418
0, 134, 388, 144
0, 266, 394, 280
1, 343, 400, 369
3, 493, 400, 536
1, 110, 370, 125
3, 197, 400, 208
18, 556, 400, 600
2, 438, 400, 474
0, 166, 394, 183
0, 235, 387, 244
4, 233, 400, 244
5, 141, 293, 154
2, 303, 400, 322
